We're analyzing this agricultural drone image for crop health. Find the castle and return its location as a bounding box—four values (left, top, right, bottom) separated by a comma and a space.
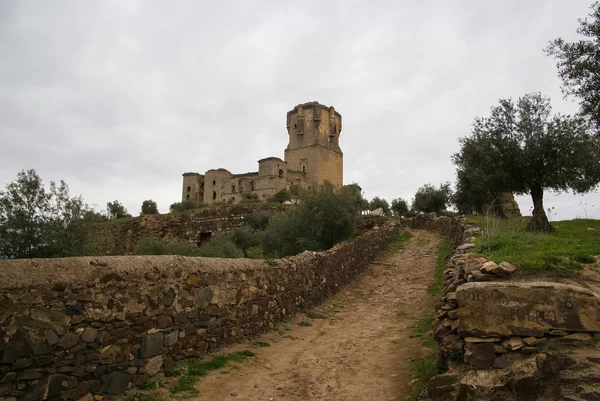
182, 101, 343, 204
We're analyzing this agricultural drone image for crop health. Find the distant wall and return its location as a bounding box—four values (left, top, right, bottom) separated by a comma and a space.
0, 223, 401, 400
85, 204, 285, 255
407, 213, 480, 247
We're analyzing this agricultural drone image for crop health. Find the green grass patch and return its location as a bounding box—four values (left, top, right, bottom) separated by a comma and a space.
298, 321, 312, 327
428, 239, 453, 298
468, 217, 600, 278
167, 350, 255, 395
138, 379, 167, 391
122, 394, 166, 401
405, 355, 439, 401
252, 341, 271, 348
383, 232, 413, 256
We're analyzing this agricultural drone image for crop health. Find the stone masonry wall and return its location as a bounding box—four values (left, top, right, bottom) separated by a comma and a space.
412, 213, 600, 400
0, 223, 401, 400
85, 204, 286, 255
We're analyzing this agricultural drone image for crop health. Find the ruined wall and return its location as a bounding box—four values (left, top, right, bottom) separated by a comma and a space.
0, 223, 401, 400
412, 213, 600, 401
85, 204, 286, 255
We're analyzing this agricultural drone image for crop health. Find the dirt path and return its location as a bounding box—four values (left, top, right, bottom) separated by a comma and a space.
188, 230, 440, 401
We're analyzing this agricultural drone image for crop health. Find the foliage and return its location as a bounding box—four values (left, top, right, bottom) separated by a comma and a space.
453, 168, 504, 216
453, 93, 600, 232
261, 181, 360, 257
169, 200, 205, 213
267, 188, 292, 203
231, 227, 259, 257
382, 233, 412, 257
122, 394, 165, 401
412, 182, 453, 214
546, 2, 600, 129
140, 199, 158, 215
341, 184, 369, 211
133, 236, 243, 258
0, 169, 94, 259
106, 200, 131, 220
369, 196, 391, 215
470, 216, 600, 277
244, 211, 272, 231
391, 198, 409, 217
240, 193, 261, 204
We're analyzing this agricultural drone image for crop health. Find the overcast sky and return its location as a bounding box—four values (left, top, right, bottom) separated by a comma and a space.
1, 0, 599, 220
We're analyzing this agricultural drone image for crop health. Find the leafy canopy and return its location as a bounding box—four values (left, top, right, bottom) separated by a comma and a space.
141, 199, 159, 215
453, 92, 600, 231
0, 169, 92, 258
546, 2, 600, 129
390, 198, 409, 217
369, 197, 391, 215
412, 183, 452, 214
106, 200, 132, 220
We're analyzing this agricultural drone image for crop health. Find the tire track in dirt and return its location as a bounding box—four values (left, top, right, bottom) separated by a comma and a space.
185, 230, 440, 401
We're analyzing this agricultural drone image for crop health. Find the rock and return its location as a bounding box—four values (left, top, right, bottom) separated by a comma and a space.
465, 337, 502, 343
563, 332, 593, 341
58, 332, 80, 349
2, 328, 33, 363
164, 330, 179, 347
448, 310, 459, 319
494, 344, 508, 354
143, 356, 163, 377
446, 292, 457, 301
470, 271, 495, 282
33, 341, 51, 356
231, 392, 238, 396
46, 374, 78, 398
441, 335, 462, 350
193, 288, 213, 308
155, 315, 173, 329
523, 337, 546, 346
68, 382, 90, 400
140, 333, 164, 358
77, 394, 94, 401
521, 346, 537, 354
549, 329, 569, 336
99, 371, 131, 395
45, 331, 60, 346
424, 373, 458, 398
99, 345, 121, 365
456, 282, 600, 337
456, 243, 475, 252
370, 207, 384, 216
494, 262, 518, 277
480, 261, 498, 274
80, 328, 98, 343
502, 336, 525, 351
465, 343, 496, 369
493, 354, 507, 369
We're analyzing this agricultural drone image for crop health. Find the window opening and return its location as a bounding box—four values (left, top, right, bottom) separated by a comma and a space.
279, 169, 284, 178
212, 191, 216, 200
186, 186, 191, 192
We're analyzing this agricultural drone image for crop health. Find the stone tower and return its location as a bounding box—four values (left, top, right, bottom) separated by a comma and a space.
284, 101, 343, 188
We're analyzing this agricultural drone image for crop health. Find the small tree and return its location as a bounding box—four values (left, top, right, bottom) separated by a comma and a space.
267, 189, 292, 203
106, 200, 131, 220
231, 227, 259, 257
0, 169, 91, 258
546, 2, 600, 129
369, 197, 391, 215
390, 198, 409, 217
453, 92, 600, 232
244, 211, 272, 231
412, 183, 452, 214
141, 199, 159, 215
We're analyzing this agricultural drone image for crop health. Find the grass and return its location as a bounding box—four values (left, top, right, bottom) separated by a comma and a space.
405, 241, 451, 401
252, 341, 271, 348
298, 321, 312, 327
464, 216, 600, 278
166, 350, 255, 396
428, 239, 454, 298
122, 395, 166, 401
306, 310, 329, 319
382, 232, 413, 257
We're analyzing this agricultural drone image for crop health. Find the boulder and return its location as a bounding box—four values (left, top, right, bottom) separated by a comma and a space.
465, 343, 496, 369
494, 262, 518, 277
456, 282, 600, 337
370, 208, 384, 216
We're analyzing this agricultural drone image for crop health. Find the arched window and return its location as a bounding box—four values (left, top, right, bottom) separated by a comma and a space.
279, 169, 284, 178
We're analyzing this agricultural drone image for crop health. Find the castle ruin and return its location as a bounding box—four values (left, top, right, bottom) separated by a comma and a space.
182, 101, 343, 203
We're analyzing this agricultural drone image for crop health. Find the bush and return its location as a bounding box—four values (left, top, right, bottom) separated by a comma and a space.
245, 211, 272, 231
412, 182, 452, 214
261, 181, 360, 257
141, 199, 159, 215
169, 200, 205, 213
267, 189, 292, 203
369, 197, 391, 215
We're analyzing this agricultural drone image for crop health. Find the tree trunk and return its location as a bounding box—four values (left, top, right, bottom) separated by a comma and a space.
527, 187, 555, 233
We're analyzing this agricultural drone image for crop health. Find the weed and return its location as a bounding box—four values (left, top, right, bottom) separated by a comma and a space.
428, 240, 453, 298
122, 394, 166, 401
383, 233, 413, 256
252, 341, 271, 348
571, 253, 596, 264
138, 379, 167, 391
447, 348, 464, 364
404, 355, 440, 401
170, 376, 199, 394
298, 321, 312, 327
396, 311, 408, 317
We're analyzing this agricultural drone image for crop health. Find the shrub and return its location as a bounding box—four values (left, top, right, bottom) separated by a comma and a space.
169, 200, 205, 213
141, 199, 159, 215
245, 211, 272, 231
133, 236, 243, 258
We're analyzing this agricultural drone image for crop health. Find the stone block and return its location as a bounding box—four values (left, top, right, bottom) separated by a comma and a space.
465, 343, 496, 369
81, 328, 98, 343
456, 282, 600, 337
140, 333, 163, 358
143, 356, 163, 377
58, 332, 80, 349
98, 371, 130, 395
164, 330, 178, 347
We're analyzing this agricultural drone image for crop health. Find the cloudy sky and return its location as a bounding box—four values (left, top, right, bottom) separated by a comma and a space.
1, 0, 599, 220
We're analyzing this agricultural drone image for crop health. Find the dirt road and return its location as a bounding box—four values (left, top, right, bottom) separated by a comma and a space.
190, 230, 440, 401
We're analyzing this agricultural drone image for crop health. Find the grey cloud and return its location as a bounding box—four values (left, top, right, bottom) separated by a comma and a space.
1, 0, 599, 219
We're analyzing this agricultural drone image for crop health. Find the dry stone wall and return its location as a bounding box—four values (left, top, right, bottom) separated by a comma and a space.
0, 223, 401, 401
85, 204, 285, 255
413, 213, 600, 400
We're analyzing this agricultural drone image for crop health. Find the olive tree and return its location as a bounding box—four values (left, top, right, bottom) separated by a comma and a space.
453, 92, 600, 232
